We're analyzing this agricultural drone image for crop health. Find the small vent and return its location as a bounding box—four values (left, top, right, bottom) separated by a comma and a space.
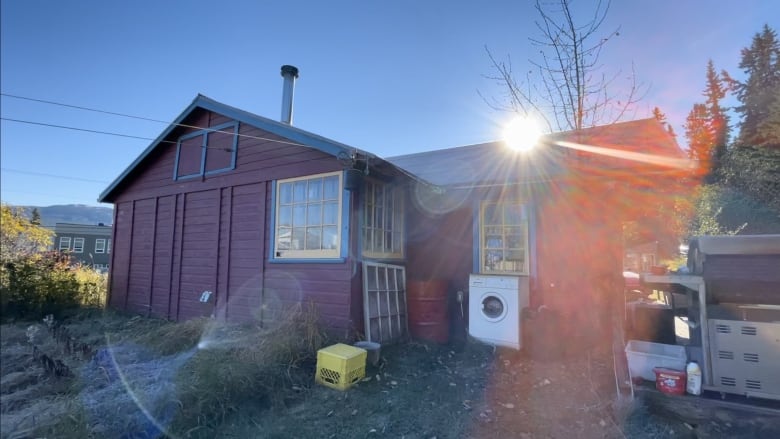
746, 380, 762, 390
718, 351, 734, 360
721, 377, 737, 387
741, 326, 757, 336
743, 353, 760, 363
715, 324, 731, 334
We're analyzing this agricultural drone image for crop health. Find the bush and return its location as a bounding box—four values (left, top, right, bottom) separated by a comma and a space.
0, 252, 107, 320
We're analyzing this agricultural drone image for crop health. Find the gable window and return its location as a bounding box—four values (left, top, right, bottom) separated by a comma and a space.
72, 237, 85, 253
274, 171, 342, 259
174, 121, 239, 180
95, 239, 106, 253
59, 237, 71, 251
363, 180, 404, 259
480, 202, 528, 274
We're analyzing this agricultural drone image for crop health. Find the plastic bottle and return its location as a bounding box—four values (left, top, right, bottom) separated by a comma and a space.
686, 361, 702, 395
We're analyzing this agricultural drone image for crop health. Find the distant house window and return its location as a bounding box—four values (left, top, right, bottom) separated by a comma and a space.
95, 239, 106, 253
59, 237, 71, 251
93, 264, 108, 272
274, 172, 342, 259
72, 237, 85, 253
480, 202, 528, 274
174, 121, 239, 180
107, 239, 111, 254
362, 180, 404, 259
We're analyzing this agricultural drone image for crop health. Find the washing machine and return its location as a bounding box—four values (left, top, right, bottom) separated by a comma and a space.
468, 274, 530, 349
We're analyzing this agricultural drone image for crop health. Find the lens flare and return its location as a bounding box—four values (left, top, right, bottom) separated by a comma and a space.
503, 116, 542, 152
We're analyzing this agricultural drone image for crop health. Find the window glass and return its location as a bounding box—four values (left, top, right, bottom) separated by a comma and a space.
481, 202, 528, 274
204, 128, 235, 172
59, 237, 71, 251
176, 135, 203, 177
274, 171, 342, 258
95, 239, 106, 253
323, 176, 339, 199
175, 122, 238, 179
362, 180, 404, 258
73, 237, 85, 253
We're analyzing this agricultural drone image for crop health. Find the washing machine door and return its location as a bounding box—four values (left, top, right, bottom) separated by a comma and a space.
480, 292, 508, 322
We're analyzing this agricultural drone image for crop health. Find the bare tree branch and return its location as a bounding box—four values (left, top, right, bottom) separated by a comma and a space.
482, 0, 645, 132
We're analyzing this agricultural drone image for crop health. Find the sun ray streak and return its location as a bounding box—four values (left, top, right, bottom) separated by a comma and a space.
553, 140, 695, 169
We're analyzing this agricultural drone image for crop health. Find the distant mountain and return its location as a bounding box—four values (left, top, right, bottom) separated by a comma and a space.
16, 204, 113, 227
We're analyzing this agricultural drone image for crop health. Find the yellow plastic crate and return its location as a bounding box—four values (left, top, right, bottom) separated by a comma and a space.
315, 343, 367, 391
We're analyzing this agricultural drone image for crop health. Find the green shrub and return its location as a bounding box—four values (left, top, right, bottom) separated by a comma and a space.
0, 252, 107, 320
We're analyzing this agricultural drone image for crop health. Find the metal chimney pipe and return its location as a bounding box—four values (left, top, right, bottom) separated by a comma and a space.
280, 65, 299, 124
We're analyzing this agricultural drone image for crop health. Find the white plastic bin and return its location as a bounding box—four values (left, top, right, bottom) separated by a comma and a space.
625, 340, 686, 381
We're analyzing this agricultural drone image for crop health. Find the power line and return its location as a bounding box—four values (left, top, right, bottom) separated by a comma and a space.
0, 92, 315, 149
1, 117, 173, 143
2, 92, 169, 124
1, 168, 110, 184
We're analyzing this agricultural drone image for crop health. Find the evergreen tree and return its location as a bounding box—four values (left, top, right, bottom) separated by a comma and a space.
734, 24, 780, 147
684, 103, 714, 177
754, 86, 780, 148
652, 106, 676, 137
703, 60, 729, 169
684, 61, 731, 182
30, 208, 42, 226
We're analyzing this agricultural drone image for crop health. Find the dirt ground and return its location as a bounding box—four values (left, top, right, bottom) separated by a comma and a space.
1, 311, 776, 438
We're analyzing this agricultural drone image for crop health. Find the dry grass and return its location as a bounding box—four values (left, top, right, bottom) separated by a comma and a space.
1, 303, 328, 439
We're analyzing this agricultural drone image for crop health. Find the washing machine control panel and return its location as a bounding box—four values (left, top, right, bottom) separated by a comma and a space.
469, 274, 520, 290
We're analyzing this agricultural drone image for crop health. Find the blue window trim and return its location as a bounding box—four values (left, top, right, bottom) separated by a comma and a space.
173, 121, 239, 180
472, 199, 480, 273
267, 171, 350, 264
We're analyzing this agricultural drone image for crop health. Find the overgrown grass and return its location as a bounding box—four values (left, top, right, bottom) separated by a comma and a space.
170, 303, 327, 435
16, 303, 328, 439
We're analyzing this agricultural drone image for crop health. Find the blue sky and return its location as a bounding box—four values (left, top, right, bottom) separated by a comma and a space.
1, 0, 777, 207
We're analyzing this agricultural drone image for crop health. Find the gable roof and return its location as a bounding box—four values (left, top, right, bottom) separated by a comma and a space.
98, 94, 392, 202
387, 118, 686, 187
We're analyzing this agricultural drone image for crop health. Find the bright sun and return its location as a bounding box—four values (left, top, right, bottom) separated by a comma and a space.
503, 116, 542, 152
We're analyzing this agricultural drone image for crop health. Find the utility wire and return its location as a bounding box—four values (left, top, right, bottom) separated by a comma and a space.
1, 117, 175, 143
2, 92, 169, 124
1, 167, 110, 184
1, 92, 314, 149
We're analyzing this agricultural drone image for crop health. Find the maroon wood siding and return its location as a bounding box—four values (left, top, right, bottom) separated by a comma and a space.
151, 195, 175, 318
127, 198, 155, 314
108, 108, 356, 329
109, 201, 132, 310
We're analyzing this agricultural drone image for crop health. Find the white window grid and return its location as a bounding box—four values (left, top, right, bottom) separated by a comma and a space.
274, 171, 342, 259
59, 236, 71, 251
95, 239, 106, 253
480, 202, 529, 274
363, 180, 404, 258
72, 237, 85, 253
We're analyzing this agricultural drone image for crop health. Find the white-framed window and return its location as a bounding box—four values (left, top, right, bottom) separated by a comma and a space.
58, 236, 71, 251
274, 171, 342, 259
363, 180, 404, 259
480, 201, 528, 274
95, 239, 106, 253
107, 239, 112, 254
72, 237, 85, 253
